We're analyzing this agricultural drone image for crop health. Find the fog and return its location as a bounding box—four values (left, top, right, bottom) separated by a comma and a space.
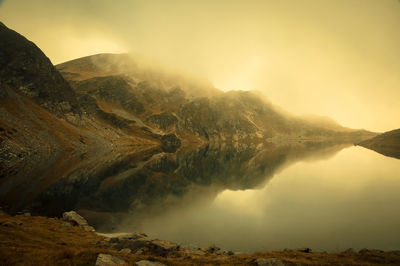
1, 0, 399, 132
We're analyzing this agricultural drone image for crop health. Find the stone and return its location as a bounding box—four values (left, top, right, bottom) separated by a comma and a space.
95, 254, 127, 265
119, 248, 131, 254
343, 248, 355, 253
136, 260, 166, 266
62, 211, 94, 231
62, 222, 72, 228
1, 221, 23, 226
226, 250, 234, 255
62, 211, 88, 226
200, 244, 221, 254
109, 234, 180, 256
255, 258, 285, 266
84, 225, 95, 232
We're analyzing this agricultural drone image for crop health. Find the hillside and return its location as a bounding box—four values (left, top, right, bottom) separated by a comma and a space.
0, 22, 164, 211
57, 53, 376, 145
359, 129, 400, 159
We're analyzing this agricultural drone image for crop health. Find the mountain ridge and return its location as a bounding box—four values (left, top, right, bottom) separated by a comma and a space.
56, 53, 377, 145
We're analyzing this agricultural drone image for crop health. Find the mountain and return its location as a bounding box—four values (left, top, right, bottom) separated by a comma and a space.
0, 22, 162, 196
0, 22, 376, 213
359, 129, 400, 159
56, 53, 376, 145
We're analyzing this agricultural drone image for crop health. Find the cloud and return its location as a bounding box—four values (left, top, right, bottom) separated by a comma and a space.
0, 0, 399, 132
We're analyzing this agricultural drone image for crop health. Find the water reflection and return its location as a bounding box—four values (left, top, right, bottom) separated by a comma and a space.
124, 146, 400, 252
1, 140, 399, 252
29, 142, 348, 229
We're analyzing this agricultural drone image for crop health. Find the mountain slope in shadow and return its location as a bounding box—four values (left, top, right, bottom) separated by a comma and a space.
359, 128, 400, 159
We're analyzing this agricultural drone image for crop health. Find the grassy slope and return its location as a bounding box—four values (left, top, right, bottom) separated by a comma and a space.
0, 211, 399, 266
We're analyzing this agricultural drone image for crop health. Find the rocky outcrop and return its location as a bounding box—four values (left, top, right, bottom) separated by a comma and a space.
95, 254, 127, 265
106, 233, 180, 257
62, 211, 95, 232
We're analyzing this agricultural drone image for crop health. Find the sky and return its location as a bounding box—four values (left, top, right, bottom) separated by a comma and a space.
0, 0, 399, 132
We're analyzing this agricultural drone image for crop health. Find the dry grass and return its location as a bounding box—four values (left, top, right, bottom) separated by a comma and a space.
0, 211, 399, 265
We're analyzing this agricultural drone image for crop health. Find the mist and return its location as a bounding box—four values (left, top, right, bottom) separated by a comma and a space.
1, 0, 399, 132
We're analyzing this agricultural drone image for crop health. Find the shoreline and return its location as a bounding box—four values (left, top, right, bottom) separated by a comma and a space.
0, 210, 399, 265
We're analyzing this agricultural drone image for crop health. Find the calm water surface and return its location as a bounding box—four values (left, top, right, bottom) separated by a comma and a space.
120, 146, 400, 252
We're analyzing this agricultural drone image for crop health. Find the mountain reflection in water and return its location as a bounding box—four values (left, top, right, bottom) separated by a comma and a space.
2, 142, 399, 252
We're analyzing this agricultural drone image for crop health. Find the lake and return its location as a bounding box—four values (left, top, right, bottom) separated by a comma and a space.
1, 142, 399, 253
115, 145, 400, 253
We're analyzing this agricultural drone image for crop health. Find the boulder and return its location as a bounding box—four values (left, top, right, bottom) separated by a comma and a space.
62, 211, 95, 232
106, 233, 179, 256
255, 258, 285, 266
200, 244, 221, 254
95, 254, 127, 265
119, 248, 131, 254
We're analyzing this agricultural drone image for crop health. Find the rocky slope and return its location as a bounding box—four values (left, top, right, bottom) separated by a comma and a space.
0, 22, 166, 212
57, 53, 376, 144
359, 129, 400, 159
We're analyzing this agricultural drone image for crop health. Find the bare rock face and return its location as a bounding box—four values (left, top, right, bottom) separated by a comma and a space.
62, 211, 95, 232
106, 233, 180, 257
95, 254, 127, 265
0, 22, 81, 117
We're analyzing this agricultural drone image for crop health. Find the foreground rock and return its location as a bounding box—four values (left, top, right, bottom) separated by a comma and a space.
106, 233, 180, 257
62, 211, 95, 232
95, 254, 127, 265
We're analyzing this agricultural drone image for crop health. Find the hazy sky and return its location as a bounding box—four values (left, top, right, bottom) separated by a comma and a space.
0, 0, 399, 132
